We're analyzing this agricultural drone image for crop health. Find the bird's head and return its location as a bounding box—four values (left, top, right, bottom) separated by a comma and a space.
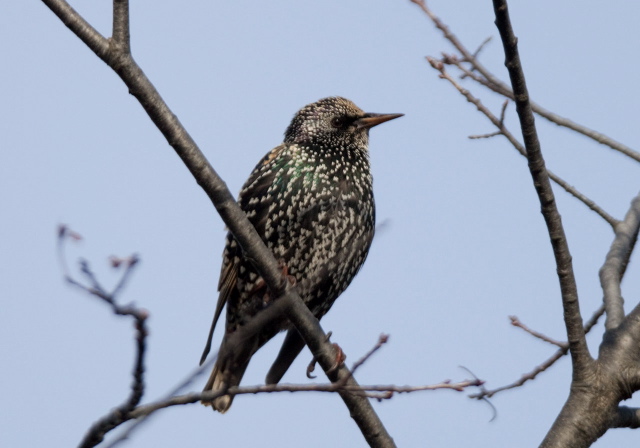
284, 97, 403, 151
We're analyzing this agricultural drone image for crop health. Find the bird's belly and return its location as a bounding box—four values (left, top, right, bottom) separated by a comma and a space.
266, 195, 374, 317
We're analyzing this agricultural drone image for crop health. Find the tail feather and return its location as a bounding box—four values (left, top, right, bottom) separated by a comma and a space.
203, 326, 279, 413
202, 355, 251, 413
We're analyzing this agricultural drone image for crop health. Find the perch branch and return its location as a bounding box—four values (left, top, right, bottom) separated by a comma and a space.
43, 1, 395, 446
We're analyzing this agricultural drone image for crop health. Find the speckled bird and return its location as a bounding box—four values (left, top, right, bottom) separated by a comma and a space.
200, 97, 402, 412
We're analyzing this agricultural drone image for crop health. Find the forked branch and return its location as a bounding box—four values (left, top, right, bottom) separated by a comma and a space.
43, 0, 395, 446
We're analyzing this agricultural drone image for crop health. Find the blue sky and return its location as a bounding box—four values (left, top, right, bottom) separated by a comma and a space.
2, 1, 639, 447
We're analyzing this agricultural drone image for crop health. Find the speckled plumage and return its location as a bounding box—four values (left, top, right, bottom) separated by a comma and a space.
200, 97, 402, 412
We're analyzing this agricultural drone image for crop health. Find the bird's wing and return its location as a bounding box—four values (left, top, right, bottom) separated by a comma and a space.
200, 252, 238, 365
238, 144, 289, 234
200, 144, 289, 365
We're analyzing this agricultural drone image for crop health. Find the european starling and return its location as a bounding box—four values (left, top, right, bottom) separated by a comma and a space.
200, 97, 402, 412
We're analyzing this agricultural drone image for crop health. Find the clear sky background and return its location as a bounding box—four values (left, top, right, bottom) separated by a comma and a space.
2, 1, 639, 447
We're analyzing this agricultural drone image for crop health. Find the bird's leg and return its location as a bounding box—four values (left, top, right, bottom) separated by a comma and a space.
278, 259, 297, 286
254, 260, 296, 308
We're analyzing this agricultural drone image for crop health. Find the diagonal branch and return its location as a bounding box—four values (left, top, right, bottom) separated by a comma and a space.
42, 0, 109, 58
426, 58, 618, 228
600, 192, 640, 330
492, 0, 592, 377
509, 316, 566, 348
469, 303, 605, 399
42, 1, 395, 447
410, 0, 640, 164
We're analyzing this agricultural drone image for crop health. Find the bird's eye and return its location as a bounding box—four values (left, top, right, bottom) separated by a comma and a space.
331, 117, 345, 128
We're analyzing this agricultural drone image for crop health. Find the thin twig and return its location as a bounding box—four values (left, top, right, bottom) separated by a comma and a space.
470, 304, 605, 399
469, 100, 508, 139
350, 334, 390, 377
130, 378, 484, 418
509, 316, 566, 348
410, 0, 640, 164
57, 228, 148, 448
104, 356, 218, 448
471, 36, 492, 60
469, 131, 501, 140
426, 57, 618, 228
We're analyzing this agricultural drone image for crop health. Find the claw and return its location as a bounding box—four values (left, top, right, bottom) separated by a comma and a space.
306, 358, 317, 379
305, 332, 346, 378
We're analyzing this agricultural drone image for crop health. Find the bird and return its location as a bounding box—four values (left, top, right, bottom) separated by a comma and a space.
200, 97, 402, 413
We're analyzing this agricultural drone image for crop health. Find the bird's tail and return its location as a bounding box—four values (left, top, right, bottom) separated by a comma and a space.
203, 359, 250, 413
202, 355, 251, 413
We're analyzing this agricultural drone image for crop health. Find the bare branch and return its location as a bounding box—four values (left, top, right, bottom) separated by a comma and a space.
472, 349, 565, 400
426, 58, 618, 228
600, 192, 640, 330
468, 131, 501, 140
472, 304, 605, 400
468, 100, 508, 139
41, 0, 109, 58
112, 0, 130, 52
104, 357, 218, 448
492, 0, 591, 376
43, 2, 396, 446
410, 0, 640, 164
348, 334, 389, 378
57, 229, 148, 448
130, 378, 483, 419
471, 36, 492, 61
509, 316, 566, 348
612, 406, 640, 429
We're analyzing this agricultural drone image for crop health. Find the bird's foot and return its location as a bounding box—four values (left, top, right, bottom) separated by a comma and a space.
305, 332, 346, 378
326, 342, 346, 375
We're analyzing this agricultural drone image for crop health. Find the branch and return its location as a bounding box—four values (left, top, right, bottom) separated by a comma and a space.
43, 1, 395, 446
600, 192, 640, 330
470, 304, 605, 399
509, 316, 566, 348
426, 58, 618, 228
57, 227, 148, 448
410, 0, 640, 164
347, 334, 389, 379
130, 378, 483, 419
104, 357, 218, 448
492, 0, 592, 375
612, 406, 640, 429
